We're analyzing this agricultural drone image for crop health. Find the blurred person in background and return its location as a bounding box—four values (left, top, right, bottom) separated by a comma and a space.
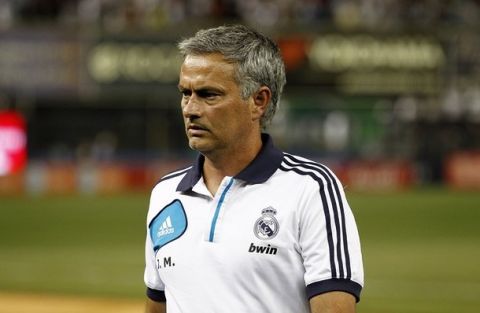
144, 24, 364, 313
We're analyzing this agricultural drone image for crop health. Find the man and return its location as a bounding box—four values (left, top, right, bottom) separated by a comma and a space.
144, 25, 364, 313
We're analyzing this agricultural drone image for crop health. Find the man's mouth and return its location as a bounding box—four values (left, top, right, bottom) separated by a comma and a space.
187, 124, 208, 135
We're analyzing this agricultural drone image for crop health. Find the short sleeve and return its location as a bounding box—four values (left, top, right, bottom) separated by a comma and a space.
298, 171, 364, 302
144, 190, 166, 302
144, 230, 165, 293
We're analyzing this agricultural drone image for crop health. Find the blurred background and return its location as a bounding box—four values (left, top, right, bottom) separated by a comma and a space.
0, 1, 479, 313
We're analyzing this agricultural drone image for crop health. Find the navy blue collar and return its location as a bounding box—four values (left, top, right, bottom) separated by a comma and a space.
176, 134, 283, 192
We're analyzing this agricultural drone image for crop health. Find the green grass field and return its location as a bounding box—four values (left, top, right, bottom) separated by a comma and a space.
1, 188, 479, 312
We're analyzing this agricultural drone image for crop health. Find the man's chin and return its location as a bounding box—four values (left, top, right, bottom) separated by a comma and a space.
188, 138, 211, 153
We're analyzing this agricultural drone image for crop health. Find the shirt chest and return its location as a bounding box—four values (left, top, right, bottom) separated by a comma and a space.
149, 179, 304, 282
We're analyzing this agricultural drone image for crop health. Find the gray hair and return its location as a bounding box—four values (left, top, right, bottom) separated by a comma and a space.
178, 24, 286, 129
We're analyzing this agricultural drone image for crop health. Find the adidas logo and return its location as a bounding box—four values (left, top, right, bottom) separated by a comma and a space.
157, 216, 174, 237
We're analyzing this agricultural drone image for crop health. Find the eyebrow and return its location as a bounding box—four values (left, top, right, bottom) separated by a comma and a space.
177, 85, 224, 94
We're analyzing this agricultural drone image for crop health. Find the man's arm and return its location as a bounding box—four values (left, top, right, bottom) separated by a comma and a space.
309, 291, 356, 313
145, 298, 166, 313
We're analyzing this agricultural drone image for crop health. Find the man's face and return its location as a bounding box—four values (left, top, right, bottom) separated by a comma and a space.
178, 53, 256, 155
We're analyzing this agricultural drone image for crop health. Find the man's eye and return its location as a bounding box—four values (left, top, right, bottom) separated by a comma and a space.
200, 92, 218, 100
179, 89, 191, 97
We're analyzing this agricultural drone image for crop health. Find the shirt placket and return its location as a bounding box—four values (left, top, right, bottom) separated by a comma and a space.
204, 176, 235, 242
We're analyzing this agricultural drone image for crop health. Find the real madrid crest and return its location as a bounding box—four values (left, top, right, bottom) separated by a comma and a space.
254, 207, 279, 240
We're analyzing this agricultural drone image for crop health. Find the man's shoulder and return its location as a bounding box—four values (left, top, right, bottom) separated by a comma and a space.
148, 166, 192, 220
152, 166, 192, 191
278, 152, 340, 185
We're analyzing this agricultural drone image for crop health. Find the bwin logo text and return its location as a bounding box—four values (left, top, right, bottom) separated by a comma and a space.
248, 242, 278, 255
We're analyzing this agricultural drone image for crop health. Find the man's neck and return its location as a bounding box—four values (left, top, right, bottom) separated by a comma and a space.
202, 135, 263, 196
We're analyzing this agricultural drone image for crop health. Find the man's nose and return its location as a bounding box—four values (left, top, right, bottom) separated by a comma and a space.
182, 96, 201, 118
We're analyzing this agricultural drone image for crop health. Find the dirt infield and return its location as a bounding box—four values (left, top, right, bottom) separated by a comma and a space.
0, 292, 144, 313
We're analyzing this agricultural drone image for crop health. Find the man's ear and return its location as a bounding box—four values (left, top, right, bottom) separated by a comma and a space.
251, 86, 272, 121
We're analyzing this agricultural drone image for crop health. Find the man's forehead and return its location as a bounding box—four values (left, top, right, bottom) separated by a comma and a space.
179, 54, 236, 85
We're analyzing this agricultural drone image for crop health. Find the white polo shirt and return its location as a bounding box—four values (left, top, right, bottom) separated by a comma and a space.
144, 134, 364, 313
